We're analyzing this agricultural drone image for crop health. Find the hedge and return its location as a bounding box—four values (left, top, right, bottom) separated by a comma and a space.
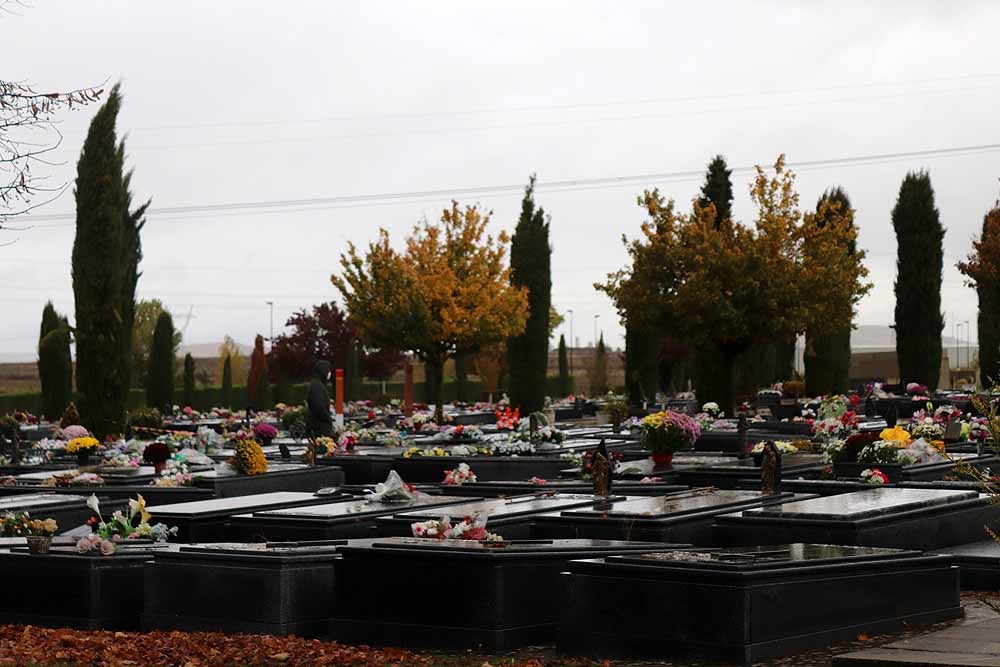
0, 376, 576, 415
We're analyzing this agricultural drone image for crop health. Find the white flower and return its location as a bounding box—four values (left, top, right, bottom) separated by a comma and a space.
86, 494, 101, 517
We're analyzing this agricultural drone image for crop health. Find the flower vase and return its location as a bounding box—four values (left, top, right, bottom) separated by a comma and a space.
26, 536, 52, 555
76, 451, 91, 466
652, 451, 674, 470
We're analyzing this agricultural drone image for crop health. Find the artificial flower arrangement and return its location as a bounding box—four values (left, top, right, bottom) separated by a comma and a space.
103, 452, 141, 468
1, 512, 57, 537
495, 406, 521, 430
402, 446, 449, 459
529, 476, 548, 485
442, 463, 476, 486
639, 411, 701, 454
410, 512, 502, 542
142, 441, 172, 472
66, 436, 100, 454
488, 439, 536, 456
12, 411, 39, 425
909, 418, 944, 441
315, 437, 339, 457
232, 437, 268, 475
860, 468, 890, 485
338, 431, 359, 451
970, 419, 991, 442
79, 494, 176, 555
750, 441, 802, 456
252, 422, 278, 441
702, 402, 722, 418
905, 382, 929, 397
857, 440, 915, 466
580, 449, 624, 479
42, 471, 105, 487
812, 410, 858, 439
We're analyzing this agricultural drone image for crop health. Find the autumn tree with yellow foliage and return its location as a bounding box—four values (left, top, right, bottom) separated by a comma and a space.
598, 155, 870, 413
333, 202, 528, 422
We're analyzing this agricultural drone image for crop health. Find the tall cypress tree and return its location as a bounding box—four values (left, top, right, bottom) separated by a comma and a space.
893, 172, 945, 389
183, 353, 195, 407
507, 175, 552, 413
590, 334, 609, 395
625, 321, 657, 405
72, 84, 149, 439
557, 334, 570, 396
697, 155, 733, 228
37, 302, 73, 421
958, 199, 1000, 386
805, 187, 855, 395
345, 339, 361, 401
693, 155, 734, 402
221, 354, 233, 408
147, 311, 175, 411
247, 334, 272, 410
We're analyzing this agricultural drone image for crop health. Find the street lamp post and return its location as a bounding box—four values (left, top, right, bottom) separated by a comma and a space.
965, 320, 971, 372
594, 314, 600, 348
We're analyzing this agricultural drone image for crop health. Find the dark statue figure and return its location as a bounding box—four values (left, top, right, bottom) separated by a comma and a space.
591, 439, 613, 497
737, 414, 750, 460
884, 401, 898, 428
760, 441, 782, 495
306, 360, 334, 438
864, 395, 877, 418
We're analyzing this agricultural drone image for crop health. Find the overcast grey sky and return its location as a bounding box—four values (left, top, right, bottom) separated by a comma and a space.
2, 0, 999, 361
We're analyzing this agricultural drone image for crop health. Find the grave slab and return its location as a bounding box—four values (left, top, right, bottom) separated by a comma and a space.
144, 541, 347, 637
0, 492, 126, 532
148, 491, 349, 542
834, 617, 1000, 667
330, 537, 683, 651
0, 544, 177, 630
441, 480, 687, 498
937, 540, 1000, 591
533, 489, 815, 545
560, 543, 961, 665
834, 454, 997, 484
714, 487, 998, 550
227, 494, 473, 541
376, 494, 626, 539
192, 463, 344, 497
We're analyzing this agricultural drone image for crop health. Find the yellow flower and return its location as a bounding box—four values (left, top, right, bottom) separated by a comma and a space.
931, 440, 945, 451
66, 437, 100, 454
233, 439, 268, 475
879, 427, 911, 446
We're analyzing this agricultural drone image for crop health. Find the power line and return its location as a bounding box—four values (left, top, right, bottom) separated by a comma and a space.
19, 140, 1000, 227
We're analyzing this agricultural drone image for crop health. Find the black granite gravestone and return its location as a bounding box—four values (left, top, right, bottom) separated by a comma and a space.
192, 463, 344, 498
226, 494, 472, 541
936, 540, 1000, 590
533, 489, 815, 545
714, 487, 997, 549
559, 543, 960, 664
376, 494, 625, 540
148, 492, 349, 542
330, 538, 684, 651
144, 541, 346, 636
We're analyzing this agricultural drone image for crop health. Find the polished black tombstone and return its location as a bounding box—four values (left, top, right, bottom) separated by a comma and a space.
442, 480, 687, 498
674, 454, 827, 489
0, 492, 125, 531
144, 541, 346, 636
559, 543, 960, 664
937, 540, 1000, 590
714, 487, 997, 550
226, 494, 472, 541
148, 491, 349, 542
0, 543, 176, 630
377, 494, 625, 539
833, 452, 997, 484
192, 463, 344, 497
533, 489, 814, 545
330, 537, 682, 651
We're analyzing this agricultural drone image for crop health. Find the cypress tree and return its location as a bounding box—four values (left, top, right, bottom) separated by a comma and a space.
805, 187, 855, 395
424, 359, 440, 407
697, 155, 733, 228
893, 172, 945, 389
146, 311, 175, 411
72, 84, 148, 439
37, 302, 73, 421
958, 200, 1000, 386
183, 353, 195, 408
590, 334, 609, 395
221, 354, 233, 408
345, 339, 361, 401
247, 334, 272, 410
557, 334, 570, 396
625, 321, 657, 405
507, 175, 552, 413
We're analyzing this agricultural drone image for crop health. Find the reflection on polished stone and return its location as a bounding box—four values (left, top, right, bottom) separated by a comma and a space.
742, 487, 981, 521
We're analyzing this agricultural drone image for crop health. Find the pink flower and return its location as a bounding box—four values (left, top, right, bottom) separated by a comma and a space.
99, 540, 116, 556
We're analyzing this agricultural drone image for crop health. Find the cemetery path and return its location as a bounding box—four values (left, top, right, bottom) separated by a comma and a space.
0, 593, 994, 667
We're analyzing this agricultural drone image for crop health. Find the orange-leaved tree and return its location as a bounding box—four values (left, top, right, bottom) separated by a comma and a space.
332, 202, 528, 422
598, 155, 870, 413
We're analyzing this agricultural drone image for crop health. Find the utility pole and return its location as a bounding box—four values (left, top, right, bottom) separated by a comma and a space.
567, 309, 574, 377
594, 314, 600, 347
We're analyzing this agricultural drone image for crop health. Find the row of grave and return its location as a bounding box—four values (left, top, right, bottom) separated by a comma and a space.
1, 481, 999, 664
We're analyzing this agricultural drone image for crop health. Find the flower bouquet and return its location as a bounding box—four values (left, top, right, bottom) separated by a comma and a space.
367, 470, 418, 503
142, 441, 173, 475
860, 468, 890, 485
495, 406, 520, 430
411, 511, 502, 542
442, 463, 476, 486
66, 436, 100, 465
231, 438, 268, 475
3, 512, 59, 554
81, 494, 176, 555
640, 411, 700, 467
